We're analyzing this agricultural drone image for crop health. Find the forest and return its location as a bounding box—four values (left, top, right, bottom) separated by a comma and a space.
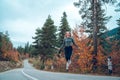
0, 0, 120, 76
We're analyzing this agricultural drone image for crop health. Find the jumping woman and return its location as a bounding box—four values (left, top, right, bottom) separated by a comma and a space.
59, 31, 78, 71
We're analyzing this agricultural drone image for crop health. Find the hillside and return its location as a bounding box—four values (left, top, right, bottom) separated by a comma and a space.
100, 27, 120, 54
101, 27, 120, 40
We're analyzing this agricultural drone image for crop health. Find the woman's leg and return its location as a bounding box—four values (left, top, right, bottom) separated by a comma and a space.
64, 47, 69, 71
65, 47, 69, 61
64, 46, 73, 71
68, 46, 73, 63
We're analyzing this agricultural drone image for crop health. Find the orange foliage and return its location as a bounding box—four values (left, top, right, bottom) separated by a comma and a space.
109, 42, 120, 74
71, 27, 93, 73
49, 26, 120, 75
2, 49, 20, 62
52, 26, 108, 73
53, 54, 66, 71
0, 35, 20, 62
70, 27, 107, 73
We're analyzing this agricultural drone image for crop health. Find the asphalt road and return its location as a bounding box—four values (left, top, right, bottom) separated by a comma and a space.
0, 60, 120, 80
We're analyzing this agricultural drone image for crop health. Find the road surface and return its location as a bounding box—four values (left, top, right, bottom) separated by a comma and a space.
0, 60, 120, 80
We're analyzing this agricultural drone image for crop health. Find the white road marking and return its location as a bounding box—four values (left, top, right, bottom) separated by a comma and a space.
22, 69, 38, 80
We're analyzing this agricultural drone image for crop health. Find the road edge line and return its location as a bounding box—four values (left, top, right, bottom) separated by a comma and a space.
22, 69, 38, 80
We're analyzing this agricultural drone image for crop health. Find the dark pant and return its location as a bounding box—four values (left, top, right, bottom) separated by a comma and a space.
64, 46, 73, 61
108, 69, 112, 75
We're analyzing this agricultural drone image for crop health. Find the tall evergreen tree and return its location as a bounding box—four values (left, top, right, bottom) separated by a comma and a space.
75, 1, 111, 37
58, 12, 71, 46
32, 15, 57, 59
40, 15, 57, 58
74, 0, 116, 72
74, 0, 116, 55
32, 28, 42, 56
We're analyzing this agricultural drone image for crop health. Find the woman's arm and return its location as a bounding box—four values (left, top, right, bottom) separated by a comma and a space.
72, 38, 78, 48
60, 39, 65, 50
58, 39, 65, 53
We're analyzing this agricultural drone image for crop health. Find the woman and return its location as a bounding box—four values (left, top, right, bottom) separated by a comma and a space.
107, 56, 113, 75
59, 31, 78, 71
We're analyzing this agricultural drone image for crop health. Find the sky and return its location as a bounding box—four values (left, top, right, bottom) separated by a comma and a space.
0, 0, 120, 48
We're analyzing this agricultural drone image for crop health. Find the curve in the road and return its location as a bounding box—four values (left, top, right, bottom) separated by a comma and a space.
22, 69, 38, 80
0, 59, 120, 80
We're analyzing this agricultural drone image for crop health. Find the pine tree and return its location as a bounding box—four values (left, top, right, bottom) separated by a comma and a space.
74, 0, 116, 72
24, 42, 30, 54
28, 44, 35, 57
40, 15, 57, 58
17, 46, 24, 54
58, 12, 71, 46
32, 15, 57, 59
74, 0, 115, 55
75, 1, 111, 37
32, 28, 42, 56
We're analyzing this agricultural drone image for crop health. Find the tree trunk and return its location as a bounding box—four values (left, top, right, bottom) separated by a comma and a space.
91, 0, 98, 72
93, 0, 98, 56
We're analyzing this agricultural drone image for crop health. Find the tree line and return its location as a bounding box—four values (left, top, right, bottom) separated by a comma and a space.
22, 0, 120, 73
1, 0, 119, 72
17, 0, 120, 61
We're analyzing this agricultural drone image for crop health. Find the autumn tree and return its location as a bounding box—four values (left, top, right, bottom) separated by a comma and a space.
68, 27, 106, 73
0, 31, 20, 62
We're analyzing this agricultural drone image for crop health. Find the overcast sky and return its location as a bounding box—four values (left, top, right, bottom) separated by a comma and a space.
0, 0, 120, 48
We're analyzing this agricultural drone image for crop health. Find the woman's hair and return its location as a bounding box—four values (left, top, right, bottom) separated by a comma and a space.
64, 31, 71, 38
